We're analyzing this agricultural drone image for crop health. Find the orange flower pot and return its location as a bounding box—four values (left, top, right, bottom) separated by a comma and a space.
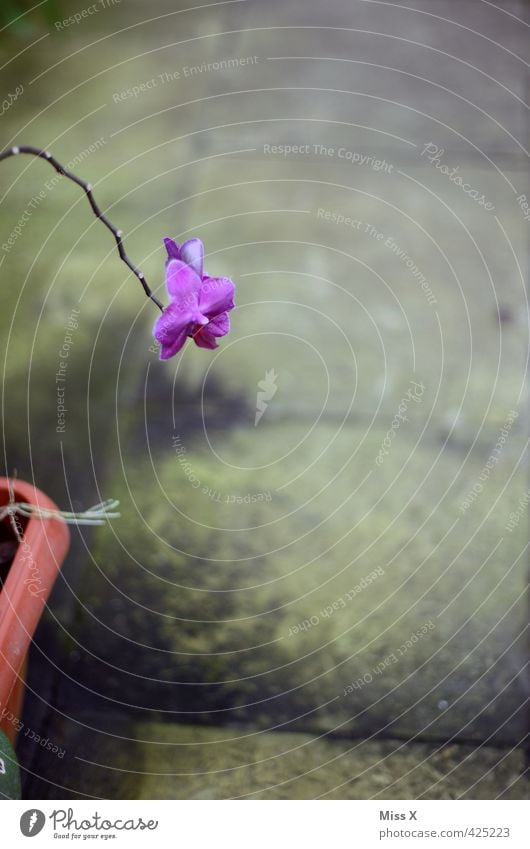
0, 478, 70, 744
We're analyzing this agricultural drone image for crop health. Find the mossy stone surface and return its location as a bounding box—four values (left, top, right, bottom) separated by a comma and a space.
62, 418, 527, 747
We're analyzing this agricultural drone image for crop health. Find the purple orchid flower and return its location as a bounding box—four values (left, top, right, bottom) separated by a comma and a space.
153, 237, 235, 360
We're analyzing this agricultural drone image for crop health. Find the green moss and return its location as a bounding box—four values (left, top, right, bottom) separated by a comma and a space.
0, 730, 21, 800
63, 420, 528, 744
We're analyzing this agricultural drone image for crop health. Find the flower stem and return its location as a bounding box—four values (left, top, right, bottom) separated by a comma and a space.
0, 145, 164, 311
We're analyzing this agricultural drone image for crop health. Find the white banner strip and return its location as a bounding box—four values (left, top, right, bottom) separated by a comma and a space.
1, 800, 528, 848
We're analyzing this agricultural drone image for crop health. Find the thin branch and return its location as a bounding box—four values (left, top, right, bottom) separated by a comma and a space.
0, 145, 164, 311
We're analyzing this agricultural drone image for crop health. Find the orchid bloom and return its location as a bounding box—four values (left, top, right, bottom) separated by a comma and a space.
153, 237, 235, 360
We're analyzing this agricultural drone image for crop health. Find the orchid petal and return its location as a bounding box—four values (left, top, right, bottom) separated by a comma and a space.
153, 302, 193, 359
153, 302, 190, 339
206, 312, 230, 337
163, 237, 181, 262
180, 238, 204, 278
198, 276, 235, 317
158, 329, 190, 359
193, 313, 230, 349
193, 329, 219, 349
165, 259, 201, 306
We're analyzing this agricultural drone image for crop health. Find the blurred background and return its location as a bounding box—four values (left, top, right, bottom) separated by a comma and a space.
0, 0, 528, 798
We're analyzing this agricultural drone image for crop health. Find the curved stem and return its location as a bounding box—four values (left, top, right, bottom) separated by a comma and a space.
0, 145, 164, 312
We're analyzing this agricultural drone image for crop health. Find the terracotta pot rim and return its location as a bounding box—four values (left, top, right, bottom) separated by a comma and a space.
0, 477, 70, 744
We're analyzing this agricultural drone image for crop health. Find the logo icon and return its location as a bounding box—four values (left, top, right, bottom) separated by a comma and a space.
20, 810, 46, 837
255, 369, 278, 426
